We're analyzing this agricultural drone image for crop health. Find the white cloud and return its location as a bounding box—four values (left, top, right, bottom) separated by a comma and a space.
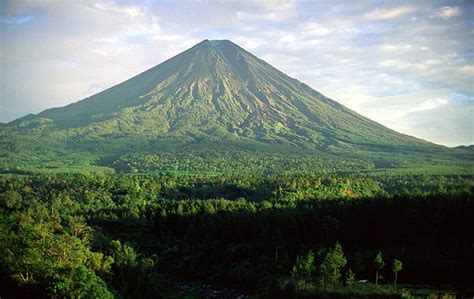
304, 22, 331, 36
379, 43, 413, 52
232, 36, 264, 50
252, 0, 296, 11
365, 6, 416, 20
90, 1, 146, 18
437, 6, 461, 19
418, 98, 449, 111
236, 11, 288, 22
459, 65, 474, 74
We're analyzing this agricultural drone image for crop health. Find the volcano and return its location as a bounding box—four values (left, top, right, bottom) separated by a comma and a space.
1, 39, 470, 173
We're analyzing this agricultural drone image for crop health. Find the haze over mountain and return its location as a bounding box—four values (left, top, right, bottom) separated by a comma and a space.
1, 40, 471, 173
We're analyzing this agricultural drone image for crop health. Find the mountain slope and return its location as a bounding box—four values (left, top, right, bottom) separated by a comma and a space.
1, 40, 471, 174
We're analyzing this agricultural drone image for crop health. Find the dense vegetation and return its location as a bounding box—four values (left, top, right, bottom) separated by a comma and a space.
1, 135, 472, 176
1, 172, 473, 298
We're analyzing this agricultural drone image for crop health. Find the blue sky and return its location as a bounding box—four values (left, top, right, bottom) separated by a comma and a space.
0, 0, 472, 146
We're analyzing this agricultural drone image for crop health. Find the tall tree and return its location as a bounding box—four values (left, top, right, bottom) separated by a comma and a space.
374, 251, 385, 286
392, 259, 403, 288
292, 250, 315, 279
345, 268, 355, 286
320, 242, 347, 289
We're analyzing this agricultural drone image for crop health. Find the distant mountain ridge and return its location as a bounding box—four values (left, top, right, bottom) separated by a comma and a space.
1, 39, 471, 173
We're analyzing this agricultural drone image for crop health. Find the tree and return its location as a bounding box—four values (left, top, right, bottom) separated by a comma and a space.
392, 259, 403, 288
0, 191, 22, 210
320, 242, 347, 289
110, 240, 137, 268
51, 265, 113, 298
292, 250, 315, 279
345, 268, 355, 286
373, 251, 385, 286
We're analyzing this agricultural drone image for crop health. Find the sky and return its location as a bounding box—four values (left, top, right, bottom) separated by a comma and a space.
0, 0, 473, 147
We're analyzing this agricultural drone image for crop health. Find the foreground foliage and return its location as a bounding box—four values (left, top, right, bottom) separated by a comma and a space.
0, 172, 473, 298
